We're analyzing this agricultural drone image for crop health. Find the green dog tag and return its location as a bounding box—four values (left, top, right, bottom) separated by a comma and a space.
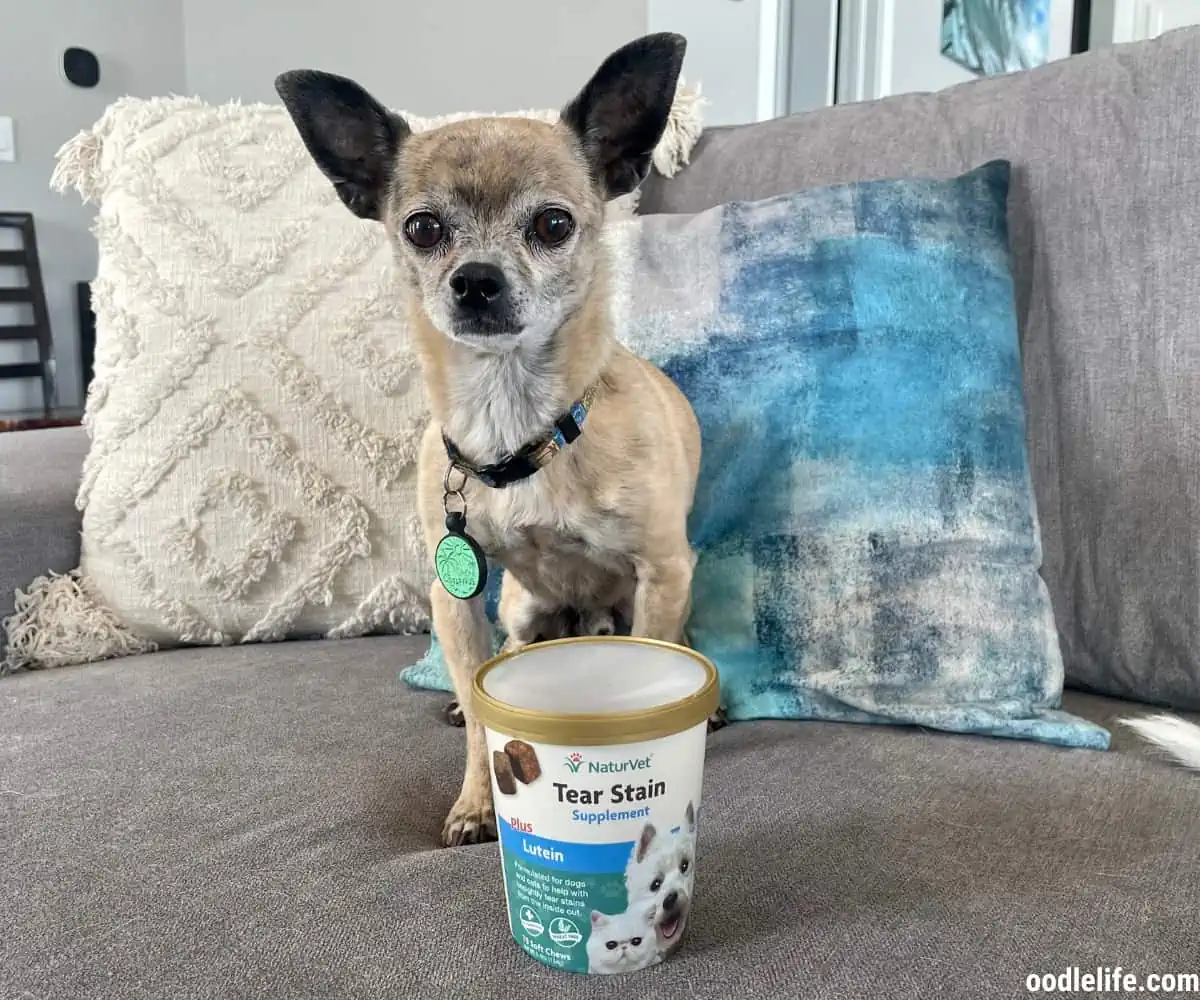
435, 514, 487, 600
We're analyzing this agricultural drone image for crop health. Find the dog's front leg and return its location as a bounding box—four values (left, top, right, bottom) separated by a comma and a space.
632, 548, 725, 731
630, 549, 693, 644
432, 582, 497, 847
497, 572, 577, 652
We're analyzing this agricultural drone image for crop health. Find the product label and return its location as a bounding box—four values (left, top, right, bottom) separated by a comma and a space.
485, 726, 707, 975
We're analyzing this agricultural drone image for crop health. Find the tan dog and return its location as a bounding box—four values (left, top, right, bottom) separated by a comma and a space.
277, 34, 701, 847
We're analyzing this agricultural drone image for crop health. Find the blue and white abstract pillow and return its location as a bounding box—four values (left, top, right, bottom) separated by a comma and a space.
403, 160, 1110, 751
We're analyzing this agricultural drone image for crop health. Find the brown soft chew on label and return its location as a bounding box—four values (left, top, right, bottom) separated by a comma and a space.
504, 740, 541, 784
493, 750, 518, 796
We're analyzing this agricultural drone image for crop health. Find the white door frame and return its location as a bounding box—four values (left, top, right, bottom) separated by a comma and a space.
781, 0, 841, 113
1092, 0, 1194, 43
835, 0, 895, 104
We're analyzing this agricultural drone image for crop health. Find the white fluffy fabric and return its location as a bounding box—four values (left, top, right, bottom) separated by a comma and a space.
3, 85, 704, 672
1121, 714, 1200, 771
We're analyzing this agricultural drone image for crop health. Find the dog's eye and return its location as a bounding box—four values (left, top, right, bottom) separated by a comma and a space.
404, 212, 444, 250
532, 208, 574, 247
606, 940, 618, 950
680, 859, 690, 874
631, 937, 642, 947
650, 877, 663, 893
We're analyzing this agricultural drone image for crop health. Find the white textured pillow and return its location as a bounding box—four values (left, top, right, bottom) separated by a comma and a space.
5, 88, 703, 670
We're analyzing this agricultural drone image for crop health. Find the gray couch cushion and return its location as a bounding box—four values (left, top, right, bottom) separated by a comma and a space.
641, 30, 1200, 713
3, 638, 1197, 999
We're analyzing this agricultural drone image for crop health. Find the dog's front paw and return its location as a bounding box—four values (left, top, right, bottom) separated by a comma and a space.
443, 699, 465, 727
500, 635, 528, 655
707, 707, 728, 734
441, 791, 497, 847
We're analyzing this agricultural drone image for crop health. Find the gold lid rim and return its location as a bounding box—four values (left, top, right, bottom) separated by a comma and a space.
470, 636, 720, 747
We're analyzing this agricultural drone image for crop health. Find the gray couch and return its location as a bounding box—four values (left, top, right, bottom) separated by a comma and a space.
4, 31, 1200, 1000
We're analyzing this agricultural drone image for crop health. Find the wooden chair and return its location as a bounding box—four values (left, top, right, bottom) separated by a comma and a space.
0, 212, 55, 415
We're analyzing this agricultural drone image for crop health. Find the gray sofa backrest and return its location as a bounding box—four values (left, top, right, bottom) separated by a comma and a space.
641, 29, 1200, 711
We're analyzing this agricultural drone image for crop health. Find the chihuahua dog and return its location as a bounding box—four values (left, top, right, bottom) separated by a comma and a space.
277, 33, 702, 847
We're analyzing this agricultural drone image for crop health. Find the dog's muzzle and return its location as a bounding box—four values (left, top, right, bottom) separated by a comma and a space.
449, 262, 516, 335
657, 889, 690, 948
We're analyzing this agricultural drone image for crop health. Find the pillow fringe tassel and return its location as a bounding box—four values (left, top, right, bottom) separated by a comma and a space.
1, 570, 156, 675
654, 80, 706, 179
50, 125, 107, 204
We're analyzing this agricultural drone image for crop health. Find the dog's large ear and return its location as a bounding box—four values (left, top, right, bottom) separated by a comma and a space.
275, 70, 410, 221
635, 823, 657, 862
561, 33, 686, 200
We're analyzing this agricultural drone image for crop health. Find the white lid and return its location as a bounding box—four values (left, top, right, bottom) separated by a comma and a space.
473, 638, 719, 745
482, 638, 708, 713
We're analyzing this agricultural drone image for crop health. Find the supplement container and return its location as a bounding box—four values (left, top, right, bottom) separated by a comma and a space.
472, 636, 719, 974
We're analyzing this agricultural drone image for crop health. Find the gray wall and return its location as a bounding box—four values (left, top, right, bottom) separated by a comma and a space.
0, 0, 186, 412
184, 0, 649, 112
648, 0, 783, 126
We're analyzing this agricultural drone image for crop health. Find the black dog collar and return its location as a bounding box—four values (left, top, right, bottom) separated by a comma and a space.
442, 383, 600, 489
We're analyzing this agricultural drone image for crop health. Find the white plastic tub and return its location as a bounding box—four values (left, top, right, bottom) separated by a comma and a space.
472, 636, 719, 975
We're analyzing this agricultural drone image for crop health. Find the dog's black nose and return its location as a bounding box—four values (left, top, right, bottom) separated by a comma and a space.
450, 262, 507, 310
663, 891, 679, 912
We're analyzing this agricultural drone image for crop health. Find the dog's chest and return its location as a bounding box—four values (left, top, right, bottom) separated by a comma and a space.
475, 481, 636, 600
445, 358, 559, 460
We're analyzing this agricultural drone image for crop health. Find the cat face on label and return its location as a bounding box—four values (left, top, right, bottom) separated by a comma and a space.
586, 905, 659, 974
